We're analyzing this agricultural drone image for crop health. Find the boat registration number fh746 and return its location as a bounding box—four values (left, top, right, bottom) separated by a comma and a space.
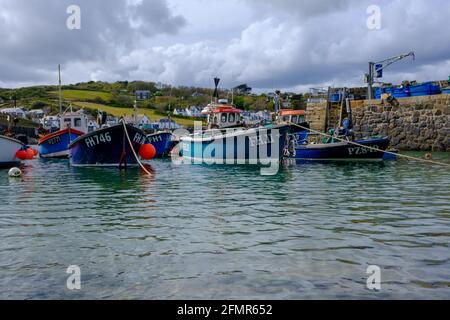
85, 133, 112, 148
85, 132, 146, 148
348, 145, 379, 155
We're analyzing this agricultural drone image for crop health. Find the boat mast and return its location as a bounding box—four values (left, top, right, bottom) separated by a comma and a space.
58, 64, 62, 115
133, 100, 138, 126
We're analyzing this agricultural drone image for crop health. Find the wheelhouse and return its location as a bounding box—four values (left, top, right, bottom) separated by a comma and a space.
207, 105, 243, 129
60, 112, 89, 133
277, 109, 306, 125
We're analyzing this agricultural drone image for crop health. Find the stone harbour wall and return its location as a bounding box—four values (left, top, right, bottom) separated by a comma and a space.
305, 94, 450, 151
352, 95, 449, 151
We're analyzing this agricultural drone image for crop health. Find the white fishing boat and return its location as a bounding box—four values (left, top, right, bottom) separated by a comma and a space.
0, 135, 24, 168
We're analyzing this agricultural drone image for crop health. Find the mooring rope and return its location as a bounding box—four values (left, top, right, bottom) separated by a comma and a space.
288, 122, 450, 167
121, 120, 153, 175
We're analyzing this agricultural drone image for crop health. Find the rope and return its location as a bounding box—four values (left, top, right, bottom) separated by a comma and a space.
121, 120, 152, 175
287, 122, 450, 167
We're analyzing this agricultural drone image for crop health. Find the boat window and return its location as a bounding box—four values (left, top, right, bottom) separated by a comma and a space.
283, 116, 290, 122
228, 113, 236, 123
64, 118, 72, 127
221, 113, 227, 123
291, 116, 298, 124
74, 118, 82, 127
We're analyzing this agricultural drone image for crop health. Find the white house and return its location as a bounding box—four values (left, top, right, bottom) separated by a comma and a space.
0, 107, 27, 119
28, 109, 45, 120
124, 114, 150, 126
185, 106, 202, 118
173, 108, 187, 116
158, 118, 181, 130
192, 92, 204, 98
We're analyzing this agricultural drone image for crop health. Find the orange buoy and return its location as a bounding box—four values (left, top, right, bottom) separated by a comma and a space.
26, 147, 35, 160
139, 144, 156, 160
33, 148, 39, 156
16, 149, 28, 160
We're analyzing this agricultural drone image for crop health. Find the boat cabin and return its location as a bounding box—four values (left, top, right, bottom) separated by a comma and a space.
60, 112, 89, 133
207, 105, 243, 129
277, 109, 306, 125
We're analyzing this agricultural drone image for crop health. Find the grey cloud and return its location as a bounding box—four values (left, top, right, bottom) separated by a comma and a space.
0, 0, 449, 91
242, 0, 356, 19
0, 0, 185, 84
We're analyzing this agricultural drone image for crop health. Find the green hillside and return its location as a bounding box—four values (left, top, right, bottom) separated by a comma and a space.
49, 90, 113, 102
73, 102, 204, 127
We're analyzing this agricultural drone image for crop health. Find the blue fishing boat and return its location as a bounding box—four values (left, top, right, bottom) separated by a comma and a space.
38, 115, 86, 158
146, 132, 176, 157
294, 136, 390, 161
69, 122, 147, 168
180, 104, 290, 165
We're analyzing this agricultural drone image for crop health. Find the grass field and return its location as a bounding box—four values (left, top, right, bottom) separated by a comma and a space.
73, 102, 202, 127
49, 90, 113, 102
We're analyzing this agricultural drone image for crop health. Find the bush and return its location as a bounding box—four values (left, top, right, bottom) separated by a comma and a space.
31, 101, 48, 109
111, 94, 134, 108
92, 96, 107, 105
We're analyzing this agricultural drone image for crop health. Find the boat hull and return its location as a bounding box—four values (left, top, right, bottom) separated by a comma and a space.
294, 137, 390, 161
38, 128, 85, 158
69, 124, 147, 167
180, 125, 290, 165
146, 132, 176, 157
0, 136, 24, 168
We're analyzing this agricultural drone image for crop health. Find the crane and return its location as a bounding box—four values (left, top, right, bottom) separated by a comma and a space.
366, 51, 416, 99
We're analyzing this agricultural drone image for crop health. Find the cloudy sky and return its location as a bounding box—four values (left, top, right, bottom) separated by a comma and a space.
0, 0, 449, 92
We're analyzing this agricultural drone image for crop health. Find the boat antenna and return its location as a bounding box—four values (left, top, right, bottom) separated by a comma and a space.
58, 64, 62, 115
213, 77, 220, 103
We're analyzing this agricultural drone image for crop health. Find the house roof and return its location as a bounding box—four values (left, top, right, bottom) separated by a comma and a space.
279, 109, 306, 116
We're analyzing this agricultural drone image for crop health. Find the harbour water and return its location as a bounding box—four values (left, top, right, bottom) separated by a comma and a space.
0, 154, 449, 299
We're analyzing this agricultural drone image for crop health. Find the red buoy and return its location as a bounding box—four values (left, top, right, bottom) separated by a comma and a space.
33, 148, 39, 156
139, 144, 156, 160
16, 149, 28, 160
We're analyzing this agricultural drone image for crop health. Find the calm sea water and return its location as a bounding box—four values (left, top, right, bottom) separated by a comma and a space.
0, 153, 449, 300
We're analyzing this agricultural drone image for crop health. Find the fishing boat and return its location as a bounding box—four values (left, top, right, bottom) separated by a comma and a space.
291, 115, 391, 161
180, 79, 290, 165
290, 91, 392, 161
69, 122, 148, 168
180, 123, 290, 165
146, 131, 176, 157
38, 112, 88, 158
0, 135, 24, 168
294, 136, 391, 161
38, 65, 87, 158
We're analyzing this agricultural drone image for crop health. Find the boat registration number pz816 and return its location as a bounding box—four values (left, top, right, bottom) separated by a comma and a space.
348, 145, 379, 155
85, 133, 112, 147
